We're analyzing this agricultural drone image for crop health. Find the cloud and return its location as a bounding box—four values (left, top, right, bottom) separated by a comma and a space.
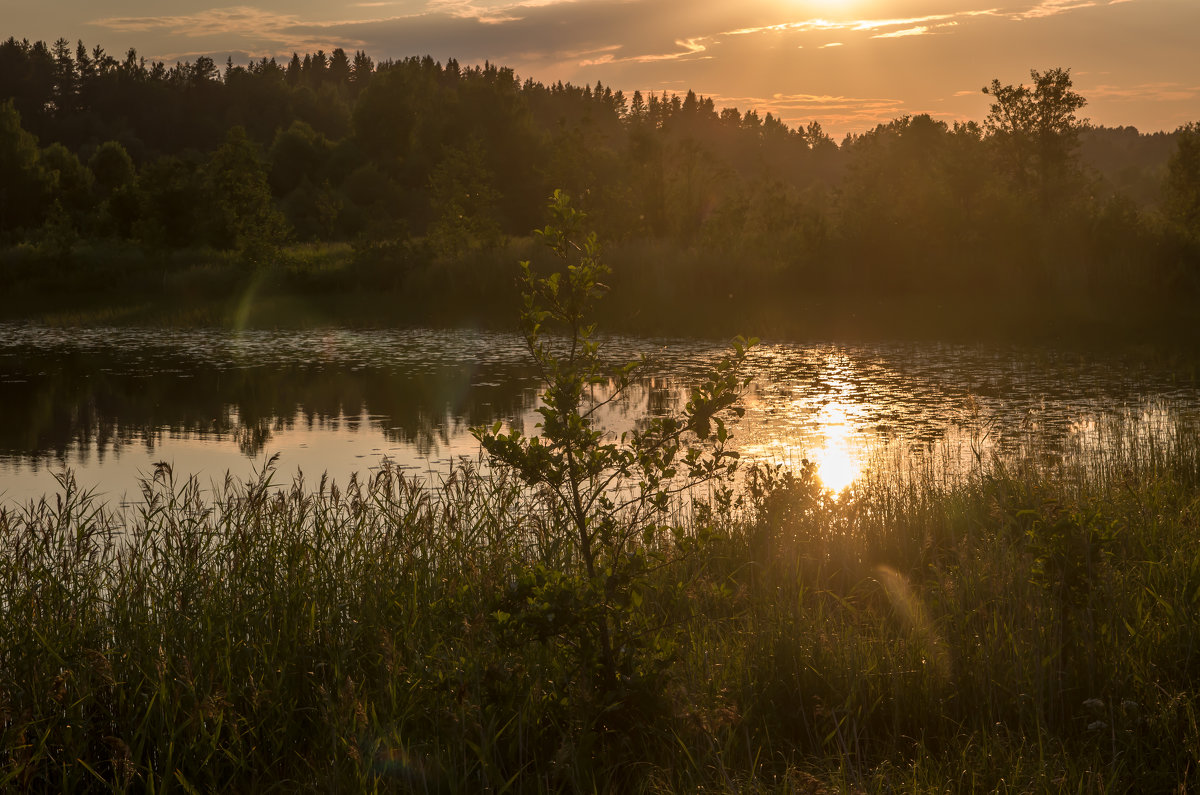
79, 0, 1199, 137
624, 37, 710, 63
765, 93, 905, 113
275, 0, 738, 70
872, 26, 932, 39
92, 5, 301, 38
572, 35, 712, 66
572, 44, 622, 66
89, 4, 357, 56
716, 0, 1143, 45
723, 12, 972, 37
1085, 82, 1200, 103
700, 90, 918, 134
88, 0, 1132, 72
1014, 0, 1097, 20
80, 0, 1028, 75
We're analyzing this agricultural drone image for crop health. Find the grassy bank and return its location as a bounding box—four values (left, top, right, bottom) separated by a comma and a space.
2, 424, 1198, 791
2, 238, 1197, 345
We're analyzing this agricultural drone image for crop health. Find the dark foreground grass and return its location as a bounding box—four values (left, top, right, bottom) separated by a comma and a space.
2, 429, 1199, 791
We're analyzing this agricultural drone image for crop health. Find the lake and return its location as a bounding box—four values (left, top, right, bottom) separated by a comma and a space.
1, 323, 1197, 506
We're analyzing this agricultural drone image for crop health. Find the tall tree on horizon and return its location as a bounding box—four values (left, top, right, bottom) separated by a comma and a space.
983, 67, 1088, 208
1165, 121, 1200, 242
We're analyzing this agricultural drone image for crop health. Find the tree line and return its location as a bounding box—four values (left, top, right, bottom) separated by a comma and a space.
2, 36, 1198, 307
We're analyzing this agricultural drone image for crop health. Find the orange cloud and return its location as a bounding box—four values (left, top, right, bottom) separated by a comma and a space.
723, 10, 995, 38
92, 5, 301, 37
872, 26, 932, 38
1085, 82, 1200, 102
698, 90, 919, 134
623, 37, 710, 63
1014, 0, 1097, 20
79, 0, 1199, 138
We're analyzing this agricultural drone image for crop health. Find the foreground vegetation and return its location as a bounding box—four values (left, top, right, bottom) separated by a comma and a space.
1, 427, 1198, 791
3, 195, 1199, 791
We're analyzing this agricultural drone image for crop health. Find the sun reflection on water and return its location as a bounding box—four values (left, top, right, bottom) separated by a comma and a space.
5, 328, 1196, 508
737, 389, 869, 493
810, 401, 862, 492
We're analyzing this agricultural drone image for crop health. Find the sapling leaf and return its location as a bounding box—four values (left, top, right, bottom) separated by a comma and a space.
473, 188, 755, 703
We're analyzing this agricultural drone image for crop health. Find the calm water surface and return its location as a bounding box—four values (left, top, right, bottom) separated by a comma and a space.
1, 324, 1197, 505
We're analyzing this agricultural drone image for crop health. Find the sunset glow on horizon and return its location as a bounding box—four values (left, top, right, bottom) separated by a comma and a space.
7, 0, 1198, 139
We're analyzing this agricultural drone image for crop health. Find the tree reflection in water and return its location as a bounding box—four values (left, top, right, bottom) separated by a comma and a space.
1, 325, 1198, 503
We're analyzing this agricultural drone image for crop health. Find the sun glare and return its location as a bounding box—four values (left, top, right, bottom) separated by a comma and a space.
803, 0, 855, 11
811, 402, 862, 493
814, 443, 858, 492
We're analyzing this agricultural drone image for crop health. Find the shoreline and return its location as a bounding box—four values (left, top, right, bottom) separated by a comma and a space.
2, 241, 1197, 348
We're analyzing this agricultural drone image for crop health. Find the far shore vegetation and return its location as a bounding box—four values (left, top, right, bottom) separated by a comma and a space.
8, 237, 1198, 343
1, 39, 1198, 341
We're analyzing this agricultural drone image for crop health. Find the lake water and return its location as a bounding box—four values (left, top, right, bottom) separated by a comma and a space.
1, 324, 1197, 506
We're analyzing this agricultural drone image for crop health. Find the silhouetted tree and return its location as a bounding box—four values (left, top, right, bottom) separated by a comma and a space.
1164, 122, 1200, 240
427, 138, 502, 258
983, 67, 1087, 206
40, 142, 92, 228
0, 100, 52, 235
89, 140, 138, 237
89, 140, 134, 194
280, 177, 340, 241
350, 51, 373, 92
267, 121, 332, 195
328, 48, 351, 85
207, 126, 289, 262
135, 154, 206, 248
0, 39, 55, 136
286, 53, 302, 86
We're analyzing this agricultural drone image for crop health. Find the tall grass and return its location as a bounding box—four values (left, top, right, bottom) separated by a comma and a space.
2, 424, 1199, 791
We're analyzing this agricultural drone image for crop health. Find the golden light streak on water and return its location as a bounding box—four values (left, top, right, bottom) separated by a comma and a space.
809, 401, 862, 492
736, 396, 867, 493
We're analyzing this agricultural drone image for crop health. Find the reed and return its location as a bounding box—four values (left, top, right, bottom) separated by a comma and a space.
1, 425, 1198, 791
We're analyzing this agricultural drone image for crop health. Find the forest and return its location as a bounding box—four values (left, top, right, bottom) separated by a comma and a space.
1, 36, 1198, 337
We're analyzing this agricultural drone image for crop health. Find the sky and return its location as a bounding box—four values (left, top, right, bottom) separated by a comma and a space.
5, 0, 1199, 139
